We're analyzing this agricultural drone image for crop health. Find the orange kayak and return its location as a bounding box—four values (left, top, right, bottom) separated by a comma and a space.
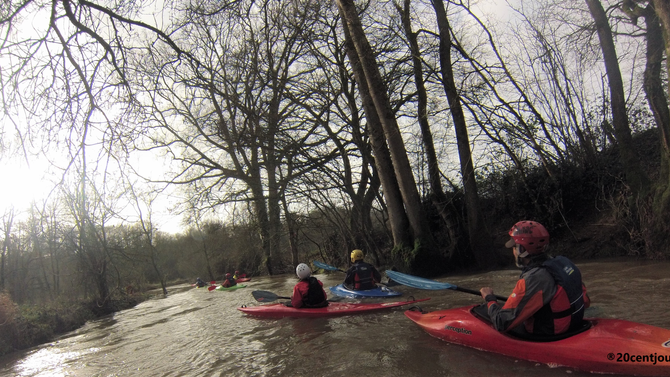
405, 304, 670, 376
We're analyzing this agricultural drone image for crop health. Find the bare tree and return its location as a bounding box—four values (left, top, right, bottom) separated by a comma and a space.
429, 0, 494, 267
336, 0, 436, 270
585, 0, 650, 197
337, 7, 413, 254
127, 184, 168, 296
0, 209, 15, 290
394, 0, 462, 262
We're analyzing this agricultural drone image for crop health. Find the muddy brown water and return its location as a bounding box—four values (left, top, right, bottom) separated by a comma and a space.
0, 258, 669, 376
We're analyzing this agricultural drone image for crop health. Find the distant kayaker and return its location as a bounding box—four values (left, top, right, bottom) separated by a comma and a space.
343, 249, 382, 290
233, 270, 241, 279
195, 277, 207, 288
289, 263, 328, 308
221, 273, 237, 288
479, 220, 591, 337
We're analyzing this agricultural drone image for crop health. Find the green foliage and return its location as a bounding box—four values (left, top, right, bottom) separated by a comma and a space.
474, 128, 665, 260
0, 292, 18, 355
391, 242, 415, 271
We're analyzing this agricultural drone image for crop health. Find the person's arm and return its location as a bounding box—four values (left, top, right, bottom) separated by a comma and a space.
484, 276, 547, 332
343, 267, 354, 287
372, 267, 382, 284
582, 283, 590, 309
291, 283, 303, 308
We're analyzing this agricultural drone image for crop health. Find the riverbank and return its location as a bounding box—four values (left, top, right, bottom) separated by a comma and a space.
0, 292, 144, 357
0, 280, 195, 357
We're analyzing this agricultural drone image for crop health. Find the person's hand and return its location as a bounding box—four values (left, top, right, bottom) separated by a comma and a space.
480, 287, 494, 300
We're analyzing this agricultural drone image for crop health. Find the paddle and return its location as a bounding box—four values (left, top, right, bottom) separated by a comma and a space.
208, 285, 217, 291
252, 290, 291, 302
251, 290, 345, 303
313, 260, 345, 272
314, 260, 400, 287
385, 270, 507, 301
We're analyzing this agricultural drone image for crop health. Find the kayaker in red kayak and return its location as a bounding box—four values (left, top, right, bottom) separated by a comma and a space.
221, 273, 237, 288
479, 220, 591, 337
289, 263, 328, 308
343, 249, 382, 290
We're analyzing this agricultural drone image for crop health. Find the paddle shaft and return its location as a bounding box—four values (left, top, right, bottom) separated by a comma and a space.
313, 260, 397, 287
313, 261, 345, 272
251, 290, 291, 302
385, 270, 508, 301
455, 286, 507, 302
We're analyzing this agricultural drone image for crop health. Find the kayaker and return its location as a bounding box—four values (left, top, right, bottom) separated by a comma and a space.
195, 277, 207, 288
289, 263, 328, 308
221, 273, 237, 288
233, 270, 240, 279
343, 249, 382, 290
479, 220, 591, 337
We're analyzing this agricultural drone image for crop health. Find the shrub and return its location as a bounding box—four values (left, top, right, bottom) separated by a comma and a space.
0, 292, 19, 355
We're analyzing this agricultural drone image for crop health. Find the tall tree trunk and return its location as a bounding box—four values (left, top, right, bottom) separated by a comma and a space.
1, 211, 14, 290
281, 196, 300, 268
586, 0, 650, 197
339, 10, 413, 250
250, 176, 274, 275
321, 107, 383, 263
431, 0, 494, 267
267, 90, 283, 272
336, 0, 434, 256
650, 0, 670, 223
397, 0, 459, 259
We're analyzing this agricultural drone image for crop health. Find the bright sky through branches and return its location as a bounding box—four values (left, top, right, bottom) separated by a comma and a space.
0, 158, 52, 213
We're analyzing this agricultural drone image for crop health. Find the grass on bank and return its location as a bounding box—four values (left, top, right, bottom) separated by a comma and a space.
0, 281, 186, 357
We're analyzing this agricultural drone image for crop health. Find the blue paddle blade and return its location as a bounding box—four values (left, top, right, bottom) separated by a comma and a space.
313, 261, 341, 271
384, 270, 457, 290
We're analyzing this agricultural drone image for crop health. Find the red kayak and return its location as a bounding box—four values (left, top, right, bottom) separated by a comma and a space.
238, 298, 430, 318
405, 304, 670, 376
236, 277, 251, 282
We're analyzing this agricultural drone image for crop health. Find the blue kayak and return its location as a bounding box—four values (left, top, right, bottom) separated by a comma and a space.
329, 284, 402, 298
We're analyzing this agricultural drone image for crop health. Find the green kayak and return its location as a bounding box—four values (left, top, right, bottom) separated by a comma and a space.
215, 284, 247, 291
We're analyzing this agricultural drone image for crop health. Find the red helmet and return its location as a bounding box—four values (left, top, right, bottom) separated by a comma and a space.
226, 273, 231, 278
505, 220, 549, 256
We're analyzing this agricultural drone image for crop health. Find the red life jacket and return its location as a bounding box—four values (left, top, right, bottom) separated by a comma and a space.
347, 262, 377, 290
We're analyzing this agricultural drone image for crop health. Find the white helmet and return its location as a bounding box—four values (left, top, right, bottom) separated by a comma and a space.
296, 263, 311, 279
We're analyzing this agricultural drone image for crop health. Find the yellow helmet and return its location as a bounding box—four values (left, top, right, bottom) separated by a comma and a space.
351, 249, 364, 263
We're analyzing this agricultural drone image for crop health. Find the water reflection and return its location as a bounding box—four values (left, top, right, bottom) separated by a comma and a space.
14, 348, 83, 377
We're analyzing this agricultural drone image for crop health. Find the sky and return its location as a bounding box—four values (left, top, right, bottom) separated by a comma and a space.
0, 158, 50, 216
0, 151, 186, 234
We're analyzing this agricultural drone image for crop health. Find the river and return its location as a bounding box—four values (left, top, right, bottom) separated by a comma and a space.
0, 258, 668, 376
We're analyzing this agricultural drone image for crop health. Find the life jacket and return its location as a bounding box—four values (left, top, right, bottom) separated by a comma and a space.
349, 262, 376, 290
222, 277, 236, 287
303, 277, 328, 308
538, 256, 586, 333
